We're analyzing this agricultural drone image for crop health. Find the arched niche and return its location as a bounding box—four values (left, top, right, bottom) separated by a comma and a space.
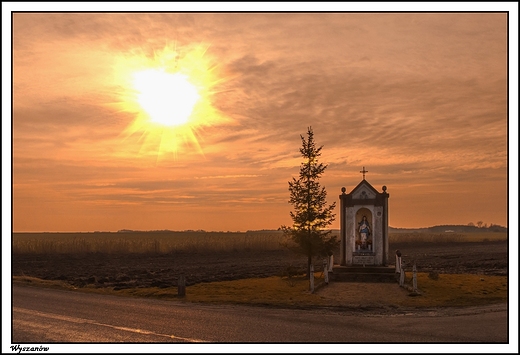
355, 208, 373, 251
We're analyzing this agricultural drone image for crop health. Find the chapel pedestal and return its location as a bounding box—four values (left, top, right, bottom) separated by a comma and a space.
330, 265, 396, 283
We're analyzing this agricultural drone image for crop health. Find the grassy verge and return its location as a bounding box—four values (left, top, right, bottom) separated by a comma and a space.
184, 276, 328, 308
13, 272, 507, 310
402, 273, 508, 307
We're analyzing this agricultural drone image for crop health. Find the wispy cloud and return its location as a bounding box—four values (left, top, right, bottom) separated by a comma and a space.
11, 12, 510, 231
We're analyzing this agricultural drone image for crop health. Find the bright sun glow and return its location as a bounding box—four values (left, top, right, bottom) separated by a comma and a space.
115, 43, 233, 160
133, 69, 200, 126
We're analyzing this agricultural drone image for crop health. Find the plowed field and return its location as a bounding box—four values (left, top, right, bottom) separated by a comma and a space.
12, 241, 507, 290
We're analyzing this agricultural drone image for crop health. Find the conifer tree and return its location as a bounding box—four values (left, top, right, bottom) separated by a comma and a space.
281, 127, 338, 282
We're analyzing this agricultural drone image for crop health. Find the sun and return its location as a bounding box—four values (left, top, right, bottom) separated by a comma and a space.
114, 43, 233, 160
133, 69, 200, 126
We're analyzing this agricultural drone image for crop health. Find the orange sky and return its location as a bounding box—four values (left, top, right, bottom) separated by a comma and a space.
5, 6, 517, 232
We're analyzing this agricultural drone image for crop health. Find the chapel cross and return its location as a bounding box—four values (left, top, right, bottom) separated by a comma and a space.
360, 166, 368, 180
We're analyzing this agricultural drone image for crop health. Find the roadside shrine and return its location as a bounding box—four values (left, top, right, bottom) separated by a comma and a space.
330, 168, 394, 282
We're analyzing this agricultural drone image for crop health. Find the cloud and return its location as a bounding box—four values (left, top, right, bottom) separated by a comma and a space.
11, 12, 510, 230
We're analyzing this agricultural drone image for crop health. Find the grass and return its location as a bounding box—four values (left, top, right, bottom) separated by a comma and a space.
13, 276, 76, 291
12, 231, 288, 254
13, 272, 507, 310
400, 273, 509, 307
184, 275, 328, 308
12, 231, 507, 255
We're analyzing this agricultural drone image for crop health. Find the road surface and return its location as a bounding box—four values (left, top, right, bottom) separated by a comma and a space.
11, 285, 509, 345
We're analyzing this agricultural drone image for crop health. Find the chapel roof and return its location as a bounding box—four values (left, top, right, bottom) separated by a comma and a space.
350, 179, 380, 196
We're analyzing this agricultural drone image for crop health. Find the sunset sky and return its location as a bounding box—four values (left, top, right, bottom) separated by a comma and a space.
5, 4, 517, 232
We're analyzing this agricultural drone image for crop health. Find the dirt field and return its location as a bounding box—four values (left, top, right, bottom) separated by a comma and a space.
391, 241, 508, 276
11, 240, 507, 290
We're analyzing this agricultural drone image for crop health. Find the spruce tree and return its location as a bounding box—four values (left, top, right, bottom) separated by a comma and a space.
281, 127, 338, 282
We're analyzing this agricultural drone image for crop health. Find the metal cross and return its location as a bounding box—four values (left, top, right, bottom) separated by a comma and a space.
360, 166, 368, 180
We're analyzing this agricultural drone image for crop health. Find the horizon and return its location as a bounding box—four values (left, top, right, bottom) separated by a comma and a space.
5, 6, 516, 233
12, 222, 509, 234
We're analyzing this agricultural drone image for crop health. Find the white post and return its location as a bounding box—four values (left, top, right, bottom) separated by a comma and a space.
395, 250, 402, 274
412, 263, 417, 293
328, 255, 334, 272
323, 259, 329, 284
309, 264, 314, 292
395, 255, 402, 274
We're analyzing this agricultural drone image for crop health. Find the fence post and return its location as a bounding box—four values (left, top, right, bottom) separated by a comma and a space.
323, 259, 329, 284
309, 264, 314, 292
178, 274, 186, 297
399, 264, 405, 287
395, 250, 402, 274
412, 263, 417, 293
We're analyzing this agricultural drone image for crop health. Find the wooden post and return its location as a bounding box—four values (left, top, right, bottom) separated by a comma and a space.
309, 264, 314, 292
399, 265, 405, 287
178, 274, 186, 297
323, 259, 329, 284
412, 263, 417, 293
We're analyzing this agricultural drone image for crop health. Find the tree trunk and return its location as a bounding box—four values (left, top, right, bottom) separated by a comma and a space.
307, 255, 312, 280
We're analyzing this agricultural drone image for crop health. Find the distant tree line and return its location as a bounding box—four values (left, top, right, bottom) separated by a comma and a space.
389, 224, 507, 233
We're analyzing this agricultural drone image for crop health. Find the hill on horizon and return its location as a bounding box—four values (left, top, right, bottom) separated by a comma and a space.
388, 224, 507, 233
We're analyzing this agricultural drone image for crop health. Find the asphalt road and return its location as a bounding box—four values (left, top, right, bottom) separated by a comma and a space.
11, 285, 509, 345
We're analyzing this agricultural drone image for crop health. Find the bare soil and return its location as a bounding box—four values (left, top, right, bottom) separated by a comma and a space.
12, 241, 507, 290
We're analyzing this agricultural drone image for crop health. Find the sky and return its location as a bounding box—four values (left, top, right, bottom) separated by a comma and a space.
5, 3, 518, 232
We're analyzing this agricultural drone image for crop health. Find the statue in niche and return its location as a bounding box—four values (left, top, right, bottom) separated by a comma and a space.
358, 215, 371, 249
